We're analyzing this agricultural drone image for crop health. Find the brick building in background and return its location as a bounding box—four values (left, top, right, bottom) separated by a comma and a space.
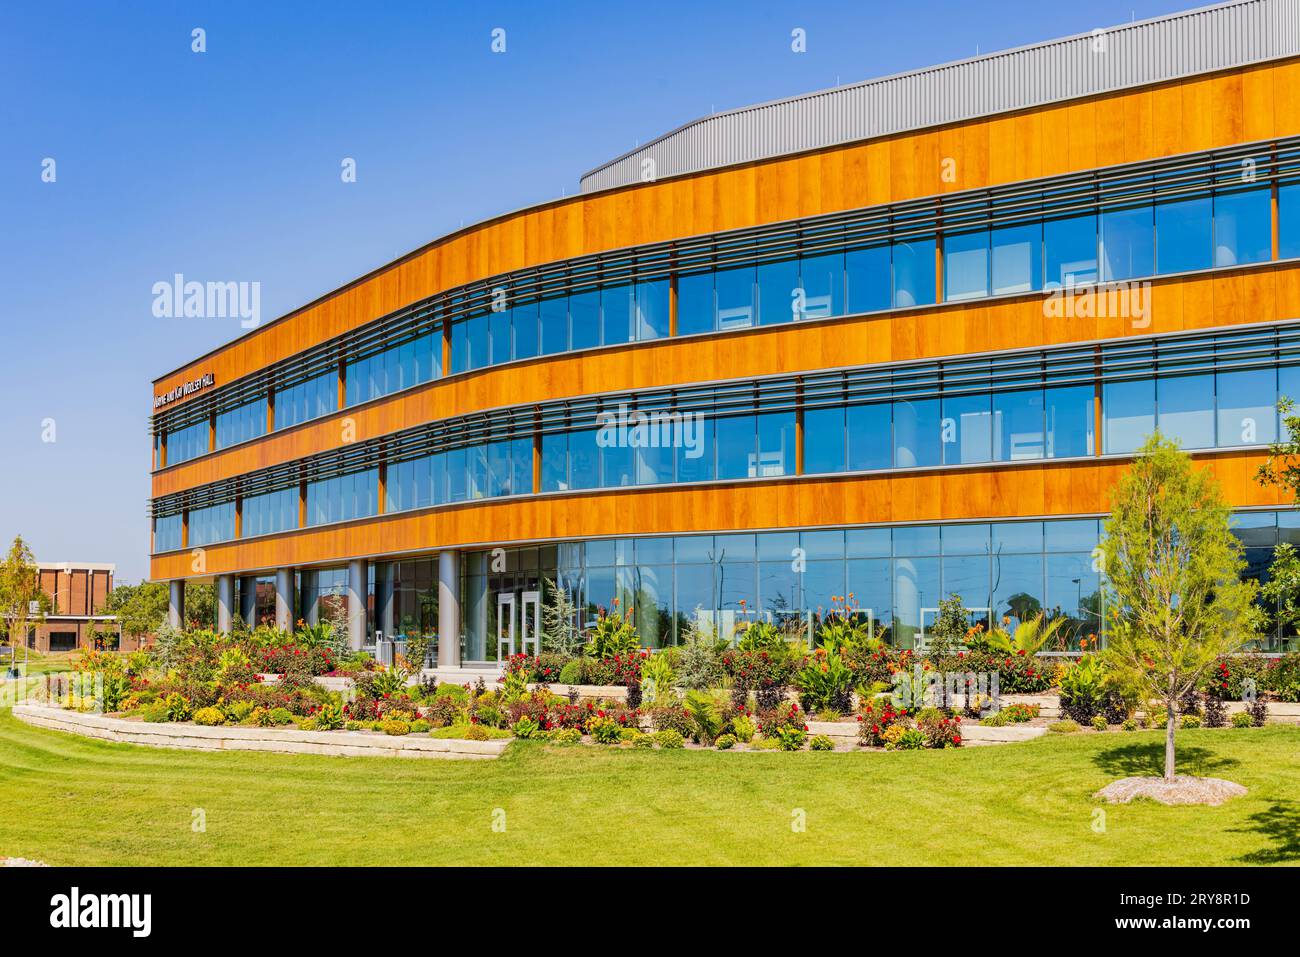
29, 562, 122, 653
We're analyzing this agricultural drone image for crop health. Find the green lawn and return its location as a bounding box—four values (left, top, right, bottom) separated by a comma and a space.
0, 709, 1296, 866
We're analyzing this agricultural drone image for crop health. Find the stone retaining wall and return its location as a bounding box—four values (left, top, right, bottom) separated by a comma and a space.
11, 704, 507, 760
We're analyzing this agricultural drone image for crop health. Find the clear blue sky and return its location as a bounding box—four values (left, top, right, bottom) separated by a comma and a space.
0, 0, 1194, 583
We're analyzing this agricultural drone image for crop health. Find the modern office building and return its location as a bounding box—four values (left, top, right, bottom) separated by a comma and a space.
151, 0, 1300, 663
28, 562, 122, 653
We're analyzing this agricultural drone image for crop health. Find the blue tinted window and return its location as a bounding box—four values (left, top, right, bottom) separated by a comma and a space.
1216, 368, 1277, 447
513, 300, 539, 361
570, 290, 600, 350
676, 272, 714, 335
541, 433, 567, 491
215, 397, 266, 450
942, 392, 992, 464
1100, 204, 1154, 281
276, 371, 337, 430
1155, 196, 1212, 274
716, 415, 756, 480
715, 266, 755, 330
893, 524, 940, 556
892, 238, 936, 308
601, 284, 633, 346
993, 389, 1044, 461
991, 222, 1042, 294
804, 407, 845, 473
569, 429, 599, 490
1214, 188, 1272, 267
467, 312, 489, 370
1046, 385, 1095, 458
676, 416, 714, 483
167, 420, 209, 465
154, 514, 183, 552
756, 411, 796, 477
1044, 214, 1098, 288
188, 502, 235, 547
242, 488, 297, 537
1157, 374, 1214, 450
489, 305, 511, 365
757, 258, 799, 326
845, 245, 891, 314
848, 403, 891, 471
1104, 379, 1155, 453
799, 252, 844, 319
634, 279, 669, 341
451, 318, 469, 374
893, 397, 940, 468
306, 469, 378, 526
599, 430, 634, 488
445, 447, 467, 503
539, 296, 568, 355
1281, 182, 1300, 260
944, 230, 990, 301
993, 520, 1042, 554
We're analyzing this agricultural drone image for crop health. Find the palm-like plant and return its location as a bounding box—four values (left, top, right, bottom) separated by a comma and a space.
981, 613, 1066, 655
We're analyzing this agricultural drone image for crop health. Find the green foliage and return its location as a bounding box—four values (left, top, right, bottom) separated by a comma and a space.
140, 703, 170, 723
884, 726, 926, 751
1231, 710, 1254, 728
588, 716, 624, 745
731, 713, 756, 743
192, 706, 225, 726
557, 661, 583, 685
381, 719, 411, 736
549, 727, 583, 745
1047, 720, 1081, 734
682, 688, 724, 744
1091, 714, 1109, 731
1058, 654, 1110, 722
631, 733, 657, 749
585, 604, 641, 659
677, 618, 722, 690
814, 596, 877, 655
735, 621, 786, 654
1121, 717, 1139, 731
809, 734, 835, 751
977, 614, 1069, 655
409, 719, 431, 734
268, 707, 294, 726
640, 652, 677, 707
652, 729, 685, 749
104, 581, 169, 642
1102, 435, 1262, 779
162, 692, 191, 722
1180, 714, 1202, 729
714, 733, 737, 750
511, 715, 542, 739
541, 578, 583, 657
313, 702, 344, 731
774, 724, 808, 751
794, 649, 854, 713
926, 594, 970, 658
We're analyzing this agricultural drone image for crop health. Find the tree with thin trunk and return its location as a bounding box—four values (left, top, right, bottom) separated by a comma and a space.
1099, 435, 1261, 781
0, 535, 47, 657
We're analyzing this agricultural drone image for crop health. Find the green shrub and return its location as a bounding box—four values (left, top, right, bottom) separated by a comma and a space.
344, 720, 365, 731
433, 683, 470, 703
409, 719, 431, 734
632, 733, 657, 749
140, 703, 170, 723
192, 706, 225, 727
297, 716, 319, 731
653, 729, 685, 749
1121, 718, 1139, 732
809, 734, 835, 751
223, 699, 255, 723
884, 726, 926, 751
268, 707, 294, 726
715, 733, 737, 750
775, 724, 809, 751
979, 711, 1010, 727
588, 716, 624, 745
1091, 714, 1109, 731
683, 688, 724, 744
1181, 714, 1202, 729
557, 661, 583, 686
1001, 702, 1040, 723
381, 719, 411, 736
731, 713, 756, 743
1231, 710, 1254, 728
549, 726, 582, 745
618, 726, 640, 743
750, 736, 780, 750
162, 692, 191, 723
794, 649, 854, 714
312, 702, 344, 731
1047, 719, 1081, 733
511, 715, 542, 739
463, 724, 489, 741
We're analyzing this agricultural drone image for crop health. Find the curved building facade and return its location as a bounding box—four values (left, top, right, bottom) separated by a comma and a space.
150, 0, 1300, 660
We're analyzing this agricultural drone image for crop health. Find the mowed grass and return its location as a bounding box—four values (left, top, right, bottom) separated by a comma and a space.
0, 709, 1297, 866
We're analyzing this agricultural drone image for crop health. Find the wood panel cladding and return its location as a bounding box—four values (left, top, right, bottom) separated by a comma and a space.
150, 449, 1288, 580
150, 59, 1300, 409
152, 260, 1300, 499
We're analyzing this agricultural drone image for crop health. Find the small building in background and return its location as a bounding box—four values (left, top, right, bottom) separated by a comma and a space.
30, 562, 123, 652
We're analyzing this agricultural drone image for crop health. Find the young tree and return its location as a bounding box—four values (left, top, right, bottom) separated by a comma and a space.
1255, 398, 1300, 649
105, 581, 170, 644
540, 578, 581, 657
0, 535, 47, 654
1100, 435, 1261, 781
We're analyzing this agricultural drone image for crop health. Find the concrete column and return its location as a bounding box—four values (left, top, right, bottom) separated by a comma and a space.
167, 580, 185, 630
216, 575, 235, 634
346, 558, 368, 651
438, 550, 461, 667
238, 577, 257, 629
275, 568, 294, 632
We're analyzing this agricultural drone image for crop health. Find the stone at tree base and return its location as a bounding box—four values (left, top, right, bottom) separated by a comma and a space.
1095, 776, 1247, 806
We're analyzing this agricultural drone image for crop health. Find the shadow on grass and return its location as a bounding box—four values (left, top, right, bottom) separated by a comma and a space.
1233, 800, 1300, 864
1091, 743, 1240, 779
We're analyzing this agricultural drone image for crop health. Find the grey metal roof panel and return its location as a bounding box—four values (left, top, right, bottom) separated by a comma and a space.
579, 0, 1300, 193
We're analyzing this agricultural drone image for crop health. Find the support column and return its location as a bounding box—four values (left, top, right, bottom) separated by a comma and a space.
167, 580, 185, 630
375, 562, 395, 639
346, 559, 368, 651
275, 568, 294, 632
438, 550, 461, 667
216, 575, 235, 634
238, 577, 257, 629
